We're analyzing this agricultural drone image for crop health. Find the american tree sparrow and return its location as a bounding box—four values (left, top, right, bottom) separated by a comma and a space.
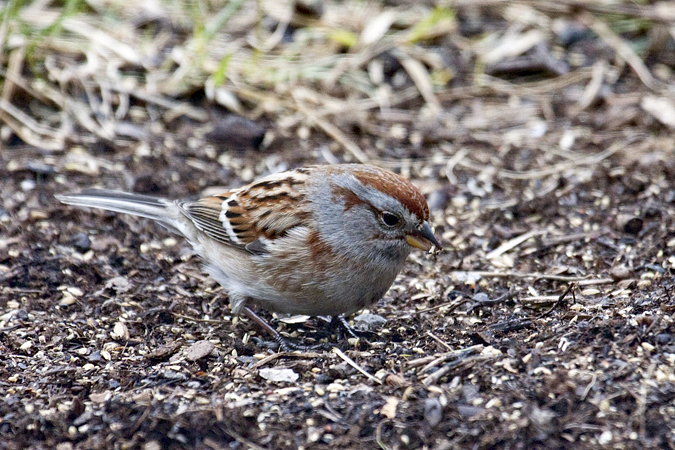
57, 164, 441, 348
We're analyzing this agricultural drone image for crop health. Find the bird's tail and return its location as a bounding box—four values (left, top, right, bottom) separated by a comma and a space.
56, 189, 183, 234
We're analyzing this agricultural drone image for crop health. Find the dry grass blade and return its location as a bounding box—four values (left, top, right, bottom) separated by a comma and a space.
249, 351, 322, 370
485, 229, 547, 260
332, 347, 382, 385
416, 345, 484, 374
292, 89, 370, 163
471, 67, 594, 97
460, 137, 639, 180
422, 354, 489, 386
393, 49, 441, 113
0, 98, 65, 150
580, 13, 663, 92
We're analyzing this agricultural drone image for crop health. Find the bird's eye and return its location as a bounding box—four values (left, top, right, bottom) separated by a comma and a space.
381, 212, 401, 227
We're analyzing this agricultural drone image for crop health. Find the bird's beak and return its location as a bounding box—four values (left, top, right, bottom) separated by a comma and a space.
405, 221, 442, 252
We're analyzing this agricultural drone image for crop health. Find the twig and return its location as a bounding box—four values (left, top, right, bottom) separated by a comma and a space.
443, 147, 470, 185
577, 278, 614, 286
222, 425, 268, 450
111, 84, 208, 121
249, 351, 322, 370
332, 347, 383, 385
552, 0, 675, 24
426, 331, 454, 351
519, 296, 561, 304
393, 49, 441, 113
376, 420, 392, 450
0, 98, 64, 150
414, 300, 461, 314
292, 89, 370, 163
575, 61, 606, 112
580, 12, 662, 92
422, 355, 488, 386
452, 271, 594, 282
124, 405, 151, 438
459, 137, 637, 180
580, 371, 597, 401
486, 229, 547, 259
465, 291, 518, 314
489, 319, 533, 334
541, 232, 600, 247
171, 313, 228, 324
471, 67, 594, 97
405, 354, 440, 369
418, 345, 484, 374
538, 284, 575, 317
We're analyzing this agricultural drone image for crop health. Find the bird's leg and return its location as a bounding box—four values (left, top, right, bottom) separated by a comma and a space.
242, 306, 293, 351
242, 307, 331, 352
333, 315, 361, 340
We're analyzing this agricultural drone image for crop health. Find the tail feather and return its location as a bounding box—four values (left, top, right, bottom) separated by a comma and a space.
56, 189, 182, 234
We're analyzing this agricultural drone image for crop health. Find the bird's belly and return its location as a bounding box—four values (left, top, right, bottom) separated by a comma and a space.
255, 258, 402, 316
200, 236, 405, 317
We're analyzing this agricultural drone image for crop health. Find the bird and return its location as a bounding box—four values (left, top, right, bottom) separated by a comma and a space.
56, 164, 442, 349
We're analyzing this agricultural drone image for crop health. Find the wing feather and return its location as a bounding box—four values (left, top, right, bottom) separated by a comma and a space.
178, 169, 313, 253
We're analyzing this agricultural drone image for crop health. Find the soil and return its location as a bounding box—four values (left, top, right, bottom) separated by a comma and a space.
2, 1, 675, 449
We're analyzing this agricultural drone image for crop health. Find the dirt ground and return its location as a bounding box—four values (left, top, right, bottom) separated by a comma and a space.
2, 1, 675, 449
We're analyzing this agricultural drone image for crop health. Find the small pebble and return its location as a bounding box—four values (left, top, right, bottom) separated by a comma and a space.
610, 265, 632, 281
186, 340, 215, 362
70, 232, 91, 253
616, 214, 643, 235
424, 397, 443, 427
353, 313, 387, 332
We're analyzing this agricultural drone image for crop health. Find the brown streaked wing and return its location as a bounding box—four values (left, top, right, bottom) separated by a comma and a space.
180, 170, 312, 249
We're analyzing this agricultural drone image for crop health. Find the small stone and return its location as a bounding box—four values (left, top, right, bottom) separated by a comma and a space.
456, 405, 485, 417
147, 341, 183, 360
656, 333, 671, 344
161, 370, 188, 381
353, 313, 387, 332
616, 214, 643, 235
186, 340, 215, 362
598, 430, 612, 445
380, 396, 398, 419
70, 232, 91, 253
60, 292, 77, 306
207, 114, 265, 150
113, 322, 130, 340
21, 179, 36, 191
259, 368, 299, 383
143, 440, 162, 450
424, 397, 443, 427
610, 265, 632, 281
384, 373, 407, 387
89, 392, 110, 403
306, 426, 324, 444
